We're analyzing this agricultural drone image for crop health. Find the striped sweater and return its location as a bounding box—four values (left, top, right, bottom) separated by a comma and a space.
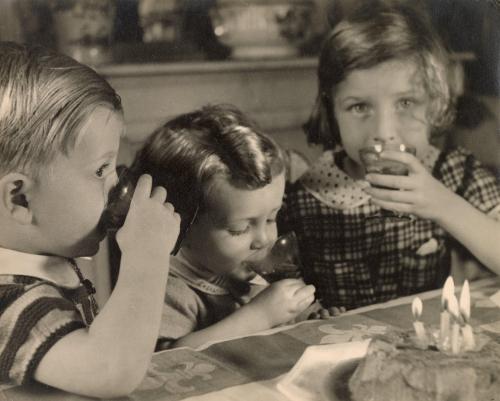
0, 274, 96, 385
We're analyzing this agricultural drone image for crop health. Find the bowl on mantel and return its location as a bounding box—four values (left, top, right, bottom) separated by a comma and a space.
210, 0, 315, 60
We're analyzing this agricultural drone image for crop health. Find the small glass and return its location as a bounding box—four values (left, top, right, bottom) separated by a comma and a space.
359, 143, 416, 219
98, 167, 187, 254
245, 231, 303, 283
99, 167, 136, 234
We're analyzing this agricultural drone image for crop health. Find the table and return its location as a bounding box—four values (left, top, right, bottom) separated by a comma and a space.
3, 277, 500, 401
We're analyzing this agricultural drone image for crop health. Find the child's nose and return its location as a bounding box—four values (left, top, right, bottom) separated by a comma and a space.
251, 227, 275, 250
371, 109, 401, 144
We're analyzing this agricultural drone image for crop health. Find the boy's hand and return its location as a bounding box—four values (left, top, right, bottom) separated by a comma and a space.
116, 174, 180, 260
247, 279, 315, 328
364, 150, 452, 221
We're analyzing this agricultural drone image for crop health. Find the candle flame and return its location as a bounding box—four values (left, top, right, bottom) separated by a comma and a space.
412, 297, 423, 319
441, 276, 455, 309
459, 280, 471, 322
447, 294, 460, 319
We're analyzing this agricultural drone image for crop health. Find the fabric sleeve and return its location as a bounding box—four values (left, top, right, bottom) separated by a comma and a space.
0, 281, 85, 385
462, 159, 500, 216
440, 148, 500, 217
158, 275, 201, 347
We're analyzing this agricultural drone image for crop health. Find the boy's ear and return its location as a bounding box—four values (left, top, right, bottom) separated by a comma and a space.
0, 173, 34, 224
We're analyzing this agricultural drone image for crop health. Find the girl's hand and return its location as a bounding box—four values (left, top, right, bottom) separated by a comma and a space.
247, 279, 315, 328
364, 150, 453, 221
116, 174, 180, 261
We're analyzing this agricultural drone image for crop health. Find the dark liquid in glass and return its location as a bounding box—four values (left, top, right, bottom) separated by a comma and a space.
359, 144, 416, 218
99, 167, 136, 233
245, 232, 302, 283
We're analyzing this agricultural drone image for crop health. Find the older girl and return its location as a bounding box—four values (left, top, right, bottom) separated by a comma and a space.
279, 1, 500, 310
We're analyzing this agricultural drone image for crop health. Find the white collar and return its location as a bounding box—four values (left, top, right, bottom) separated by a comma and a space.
170, 251, 233, 295
300, 151, 370, 209
0, 247, 81, 288
300, 146, 440, 210
170, 250, 268, 295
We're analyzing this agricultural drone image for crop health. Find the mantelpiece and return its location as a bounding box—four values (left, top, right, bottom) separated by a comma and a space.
98, 57, 323, 166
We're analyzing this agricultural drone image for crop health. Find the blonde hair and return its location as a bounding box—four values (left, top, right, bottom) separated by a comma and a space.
0, 42, 122, 176
305, 1, 455, 150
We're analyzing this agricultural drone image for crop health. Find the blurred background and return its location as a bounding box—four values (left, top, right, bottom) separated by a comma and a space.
1, 0, 498, 303
0, 0, 497, 162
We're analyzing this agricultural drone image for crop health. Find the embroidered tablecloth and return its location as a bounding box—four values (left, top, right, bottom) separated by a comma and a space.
2, 277, 500, 401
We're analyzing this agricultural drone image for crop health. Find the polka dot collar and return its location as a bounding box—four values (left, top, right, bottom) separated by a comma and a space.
300, 146, 440, 210
300, 151, 369, 209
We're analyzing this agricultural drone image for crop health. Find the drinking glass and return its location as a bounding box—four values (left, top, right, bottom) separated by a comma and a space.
99, 166, 136, 233
359, 143, 416, 219
244, 231, 303, 283
99, 167, 191, 254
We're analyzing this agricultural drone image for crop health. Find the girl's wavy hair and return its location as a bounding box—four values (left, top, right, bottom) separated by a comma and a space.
131, 104, 286, 239
0, 42, 122, 176
304, 1, 456, 150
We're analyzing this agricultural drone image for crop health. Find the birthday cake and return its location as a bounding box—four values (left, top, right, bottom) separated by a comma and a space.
348, 330, 500, 401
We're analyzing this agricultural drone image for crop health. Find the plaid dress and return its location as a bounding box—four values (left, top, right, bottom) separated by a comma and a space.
279, 146, 500, 310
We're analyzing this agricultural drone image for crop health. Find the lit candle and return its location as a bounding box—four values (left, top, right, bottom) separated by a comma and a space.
459, 280, 475, 351
440, 276, 454, 346
412, 297, 427, 347
447, 294, 460, 354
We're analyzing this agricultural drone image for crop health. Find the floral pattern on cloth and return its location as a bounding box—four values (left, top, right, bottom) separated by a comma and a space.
137, 360, 217, 393
318, 323, 387, 344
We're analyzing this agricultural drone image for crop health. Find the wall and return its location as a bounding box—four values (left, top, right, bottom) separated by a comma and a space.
99, 57, 324, 166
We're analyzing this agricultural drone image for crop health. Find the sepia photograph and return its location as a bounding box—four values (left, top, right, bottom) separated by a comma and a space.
0, 0, 499, 400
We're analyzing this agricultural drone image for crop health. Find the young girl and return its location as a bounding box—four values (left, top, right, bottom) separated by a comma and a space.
131, 104, 316, 349
279, 1, 500, 310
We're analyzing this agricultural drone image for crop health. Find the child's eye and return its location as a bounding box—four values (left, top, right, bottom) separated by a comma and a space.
95, 163, 110, 178
397, 98, 416, 109
228, 226, 250, 236
348, 103, 370, 115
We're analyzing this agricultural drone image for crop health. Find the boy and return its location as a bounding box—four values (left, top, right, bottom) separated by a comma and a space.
0, 42, 180, 398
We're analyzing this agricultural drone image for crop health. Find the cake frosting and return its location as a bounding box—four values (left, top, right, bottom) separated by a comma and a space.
348, 330, 500, 401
